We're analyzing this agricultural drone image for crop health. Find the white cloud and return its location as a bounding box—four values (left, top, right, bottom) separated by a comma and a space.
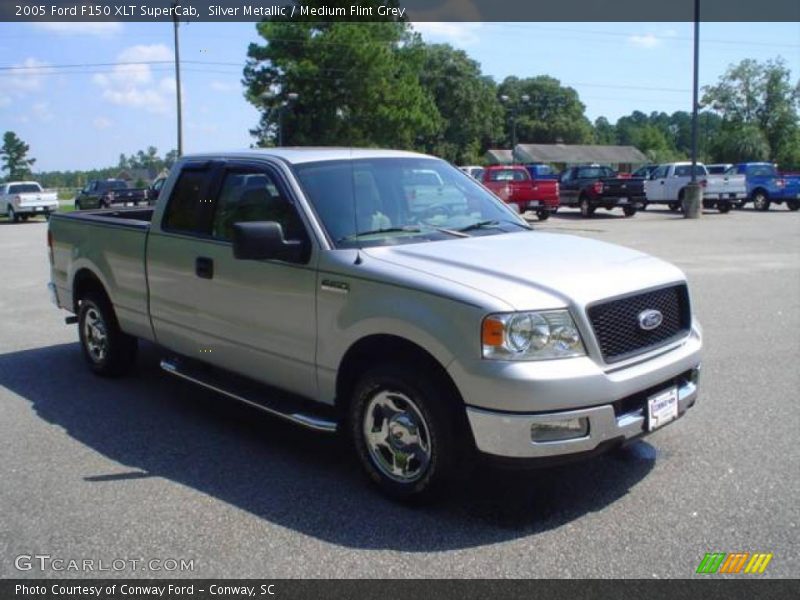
92, 116, 113, 129
7, 58, 50, 93
629, 33, 662, 49
93, 44, 175, 114
31, 22, 123, 37
413, 22, 483, 46
31, 101, 54, 122
210, 80, 238, 93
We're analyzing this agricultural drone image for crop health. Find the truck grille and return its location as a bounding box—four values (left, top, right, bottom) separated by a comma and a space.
587, 284, 691, 363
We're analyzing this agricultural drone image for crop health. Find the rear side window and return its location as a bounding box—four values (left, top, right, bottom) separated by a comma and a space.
9, 184, 41, 194
162, 167, 216, 234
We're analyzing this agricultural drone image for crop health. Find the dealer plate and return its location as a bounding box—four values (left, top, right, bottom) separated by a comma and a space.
529, 200, 540, 207
647, 386, 678, 431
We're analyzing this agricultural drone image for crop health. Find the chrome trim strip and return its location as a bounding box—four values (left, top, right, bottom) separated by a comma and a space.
160, 359, 337, 433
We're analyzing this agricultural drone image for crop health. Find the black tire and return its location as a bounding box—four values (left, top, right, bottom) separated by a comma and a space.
21, 214, 30, 221
787, 200, 800, 212
8, 205, 19, 223
536, 209, 550, 221
622, 206, 637, 217
579, 196, 594, 218
668, 202, 680, 212
74, 199, 81, 211
348, 363, 464, 502
639, 202, 647, 211
752, 190, 770, 212
718, 202, 732, 214
78, 291, 137, 377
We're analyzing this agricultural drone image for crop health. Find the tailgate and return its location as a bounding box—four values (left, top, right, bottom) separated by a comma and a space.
602, 178, 643, 198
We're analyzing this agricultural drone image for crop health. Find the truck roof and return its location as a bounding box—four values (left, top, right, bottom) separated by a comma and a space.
182, 147, 433, 166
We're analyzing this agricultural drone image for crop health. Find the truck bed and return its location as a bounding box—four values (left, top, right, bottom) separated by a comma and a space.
49, 207, 154, 342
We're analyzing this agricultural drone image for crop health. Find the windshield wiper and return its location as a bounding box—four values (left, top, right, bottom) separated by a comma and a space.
458, 219, 531, 232
338, 226, 421, 242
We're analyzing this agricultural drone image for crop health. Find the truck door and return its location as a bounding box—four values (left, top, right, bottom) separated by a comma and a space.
559, 168, 577, 205
147, 160, 319, 400
647, 165, 669, 202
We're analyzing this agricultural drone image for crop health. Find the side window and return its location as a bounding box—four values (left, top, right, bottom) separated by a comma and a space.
211, 168, 307, 243
162, 167, 216, 234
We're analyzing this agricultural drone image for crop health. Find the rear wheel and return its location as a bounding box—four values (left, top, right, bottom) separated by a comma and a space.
349, 363, 463, 502
752, 191, 770, 212
78, 291, 137, 377
787, 200, 800, 212
536, 209, 550, 221
668, 202, 680, 212
7, 205, 19, 223
579, 196, 594, 218
74, 199, 81, 210
622, 206, 637, 217
718, 202, 732, 214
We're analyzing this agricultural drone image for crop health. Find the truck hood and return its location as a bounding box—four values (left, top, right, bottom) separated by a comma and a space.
362, 231, 686, 310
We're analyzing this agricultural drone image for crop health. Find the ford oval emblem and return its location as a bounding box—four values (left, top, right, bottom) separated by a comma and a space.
638, 309, 663, 331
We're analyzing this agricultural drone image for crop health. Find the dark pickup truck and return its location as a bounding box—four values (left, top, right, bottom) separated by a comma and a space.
74, 179, 150, 210
558, 165, 643, 218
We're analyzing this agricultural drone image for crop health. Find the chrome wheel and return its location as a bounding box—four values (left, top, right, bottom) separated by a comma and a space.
82, 306, 108, 363
362, 390, 432, 483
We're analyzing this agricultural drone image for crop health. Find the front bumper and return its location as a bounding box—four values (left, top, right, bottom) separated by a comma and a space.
466, 367, 698, 459
16, 203, 58, 214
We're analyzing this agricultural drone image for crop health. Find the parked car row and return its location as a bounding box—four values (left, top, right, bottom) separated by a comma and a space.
462, 160, 800, 217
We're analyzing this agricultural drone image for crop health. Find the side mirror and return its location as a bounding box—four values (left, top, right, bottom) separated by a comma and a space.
232, 221, 306, 263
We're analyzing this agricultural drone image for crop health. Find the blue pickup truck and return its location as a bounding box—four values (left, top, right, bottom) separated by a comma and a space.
733, 162, 800, 212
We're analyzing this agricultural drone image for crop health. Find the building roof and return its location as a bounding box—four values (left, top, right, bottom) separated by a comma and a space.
514, 144, 649, 164
484, 149, 515, 164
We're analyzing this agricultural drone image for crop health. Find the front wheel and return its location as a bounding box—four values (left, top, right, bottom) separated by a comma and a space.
349, 364, 463, 502
7, 205, 19, 223
78, 292, 137, 377
786, 200, 799, 212
622, 206, 637, 217
536, 209, 550, 221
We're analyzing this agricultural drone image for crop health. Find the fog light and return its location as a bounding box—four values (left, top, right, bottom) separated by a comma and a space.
531, 417, 589, 443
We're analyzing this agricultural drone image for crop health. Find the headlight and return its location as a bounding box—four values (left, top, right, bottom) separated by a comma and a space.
482, 310, 585, 360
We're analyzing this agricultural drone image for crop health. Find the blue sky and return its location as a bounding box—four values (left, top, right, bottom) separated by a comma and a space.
0, 21, 797, 171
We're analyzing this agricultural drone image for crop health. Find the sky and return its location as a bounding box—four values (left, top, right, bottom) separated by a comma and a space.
0, 21, 798, 171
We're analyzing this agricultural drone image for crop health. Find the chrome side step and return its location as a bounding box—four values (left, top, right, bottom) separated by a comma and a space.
160, 358, 337, 433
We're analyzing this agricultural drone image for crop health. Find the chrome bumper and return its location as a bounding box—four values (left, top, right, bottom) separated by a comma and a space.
466, 369, 698, 459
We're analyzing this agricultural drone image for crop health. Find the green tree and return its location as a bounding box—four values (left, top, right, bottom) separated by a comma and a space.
1, 131, 36, 180
416, 43, 503, 164
498, 76, 594, 145
711, 123, 771, 163
243, 4, 439, 148
593, 117, 616, 145
703, 58, 800, 167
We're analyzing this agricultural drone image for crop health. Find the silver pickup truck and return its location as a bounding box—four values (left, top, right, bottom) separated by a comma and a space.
47, 149, 702, 500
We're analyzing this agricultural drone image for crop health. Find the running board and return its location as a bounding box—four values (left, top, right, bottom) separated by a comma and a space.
160, 357, 338, 433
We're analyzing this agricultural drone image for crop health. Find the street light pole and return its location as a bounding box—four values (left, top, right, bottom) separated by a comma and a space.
172, 1, 183, 157
685, 0, 702, 218
277, 92, 298, 147
501, 94, 529, 165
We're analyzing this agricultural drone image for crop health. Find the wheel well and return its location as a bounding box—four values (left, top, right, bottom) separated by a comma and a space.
752, 187, 768, 199
72, 269, 110, 313
335, 334, 462, 413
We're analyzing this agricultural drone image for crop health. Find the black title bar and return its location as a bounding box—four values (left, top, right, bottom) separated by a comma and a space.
2, 0, 799, 22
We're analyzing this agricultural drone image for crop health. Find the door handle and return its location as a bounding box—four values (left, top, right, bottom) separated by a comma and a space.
195, 257, 214, 279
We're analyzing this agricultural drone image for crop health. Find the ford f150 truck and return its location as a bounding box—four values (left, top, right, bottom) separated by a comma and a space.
1, 181, 59, 222
644, 162, 745, 213
74, 179, 150, 210
732, 162, 800, 212
481, 165, 559, 221
558, 165, 644, 218
47, 149, 701, 501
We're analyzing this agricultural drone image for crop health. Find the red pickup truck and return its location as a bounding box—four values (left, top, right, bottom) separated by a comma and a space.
481, 166, 559, 221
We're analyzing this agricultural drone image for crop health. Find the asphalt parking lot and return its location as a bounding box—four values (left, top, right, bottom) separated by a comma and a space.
1, 206, 798, 578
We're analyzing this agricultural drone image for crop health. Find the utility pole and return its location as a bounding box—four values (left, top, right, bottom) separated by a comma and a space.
500, 94, 530, 165
684, 0, 702, 218
172, 1, 183, 157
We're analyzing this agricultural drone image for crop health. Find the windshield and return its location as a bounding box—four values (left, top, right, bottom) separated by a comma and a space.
487, 168, 528, 182
294, 157, 528, 248
8, 183, 42, 194
99, 180, 128, 191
